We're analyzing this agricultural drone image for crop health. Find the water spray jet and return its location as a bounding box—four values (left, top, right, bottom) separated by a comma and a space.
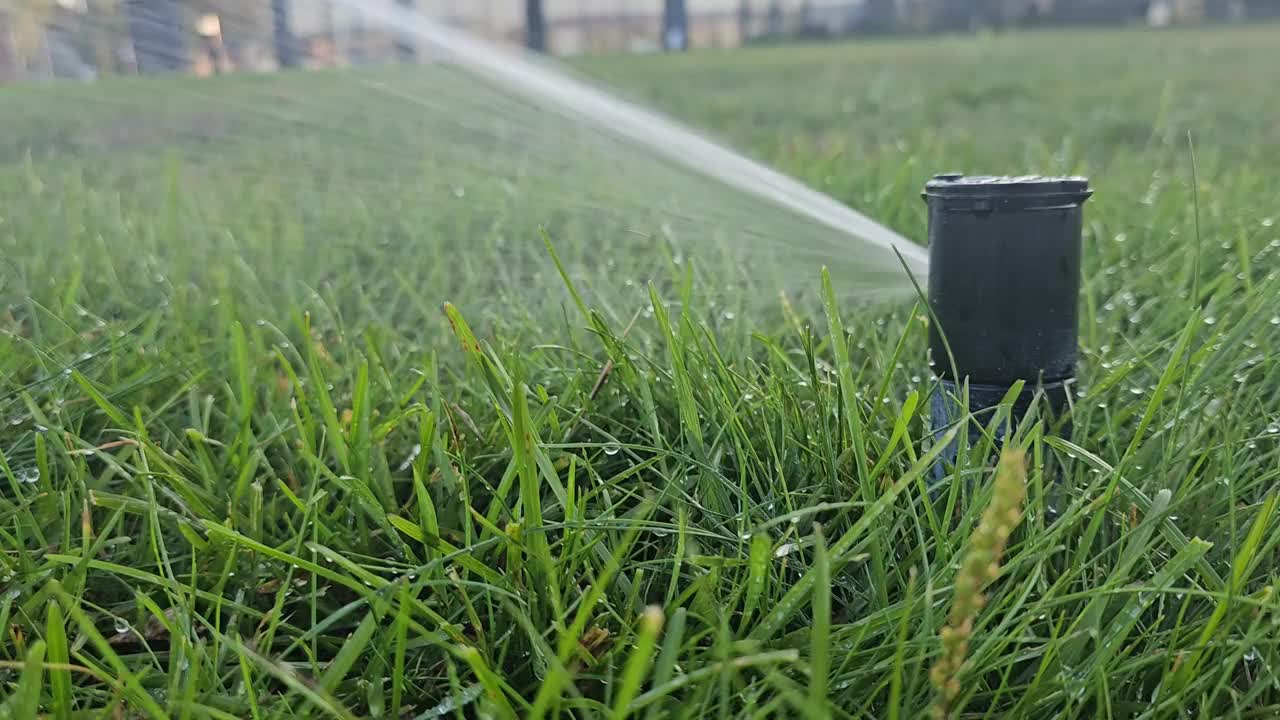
924, 174, 1093, 480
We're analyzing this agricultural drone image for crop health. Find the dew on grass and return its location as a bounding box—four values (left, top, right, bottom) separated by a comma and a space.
114, 617, 130, 634
774, 542, 800, 558
17, 468, 39, 484
1204, 316, 1217, 325
397, 443, 423, 471
604, 443, 620, 456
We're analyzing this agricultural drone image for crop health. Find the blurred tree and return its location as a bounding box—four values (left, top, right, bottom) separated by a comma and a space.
526, 0, 546, 51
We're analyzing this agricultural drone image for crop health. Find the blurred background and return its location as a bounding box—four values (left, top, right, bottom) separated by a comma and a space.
3, 0, 1278, 83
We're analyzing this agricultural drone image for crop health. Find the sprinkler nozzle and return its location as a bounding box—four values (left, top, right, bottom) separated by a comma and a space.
924, 174, 1092, 481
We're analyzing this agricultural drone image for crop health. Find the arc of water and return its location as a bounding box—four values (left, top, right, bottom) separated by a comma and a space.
326, 0, 930, 277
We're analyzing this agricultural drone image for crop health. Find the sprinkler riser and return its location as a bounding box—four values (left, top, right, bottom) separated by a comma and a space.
923, 174, 1092, 483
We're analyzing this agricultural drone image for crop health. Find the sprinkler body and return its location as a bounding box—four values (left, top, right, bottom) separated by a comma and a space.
924, 174, 1092, 483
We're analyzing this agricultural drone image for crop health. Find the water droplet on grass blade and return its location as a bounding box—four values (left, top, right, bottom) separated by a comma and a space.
395, 443, 424, 472
604, 443, 620, 456
114, 617, 130, 634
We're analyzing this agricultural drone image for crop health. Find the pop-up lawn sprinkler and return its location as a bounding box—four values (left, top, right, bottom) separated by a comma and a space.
924, 174, 1093, 482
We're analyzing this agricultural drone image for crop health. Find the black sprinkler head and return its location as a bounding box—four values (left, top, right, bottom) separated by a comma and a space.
923, 174, 1093, 481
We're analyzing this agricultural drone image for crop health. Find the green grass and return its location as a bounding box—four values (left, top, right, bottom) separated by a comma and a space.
4, 24, 1280, 718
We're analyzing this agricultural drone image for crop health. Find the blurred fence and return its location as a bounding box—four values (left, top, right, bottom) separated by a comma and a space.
2, 0, 1278, 83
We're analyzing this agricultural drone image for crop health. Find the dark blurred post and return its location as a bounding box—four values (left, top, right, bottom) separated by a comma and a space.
126, 0, 186, 73
271, 0, 297, 68
0, 5, 15, 83
863, 0, 897, 32
526, 0, 547, 52
395, 0, 415, 61
738, 0, 751, 44
663, 0, 689, 51
766, 0, 783, 35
